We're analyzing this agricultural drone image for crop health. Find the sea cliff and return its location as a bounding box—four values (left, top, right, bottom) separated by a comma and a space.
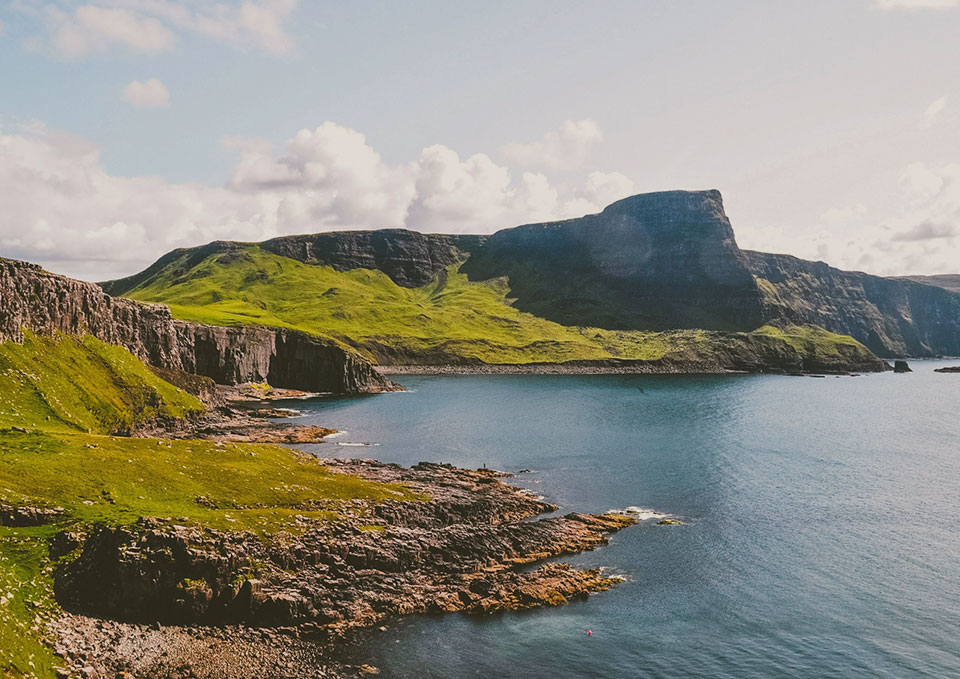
746, 251, 960, 357
0, 257, 390, 394
101, 190, 960, 360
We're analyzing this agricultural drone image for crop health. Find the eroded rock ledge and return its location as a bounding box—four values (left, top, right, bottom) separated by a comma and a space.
51, 461, 635, 678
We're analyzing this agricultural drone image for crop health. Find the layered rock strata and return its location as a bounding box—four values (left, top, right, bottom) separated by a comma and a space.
52, 461, 636, 677
0, 257, 390, 393
746, 251, 960, 357
55, 461, 634, 628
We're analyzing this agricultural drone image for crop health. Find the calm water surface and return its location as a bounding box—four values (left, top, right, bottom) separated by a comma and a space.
284, 361, 960, 678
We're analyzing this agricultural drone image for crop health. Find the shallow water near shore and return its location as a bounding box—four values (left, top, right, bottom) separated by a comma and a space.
287, 361, 960, 678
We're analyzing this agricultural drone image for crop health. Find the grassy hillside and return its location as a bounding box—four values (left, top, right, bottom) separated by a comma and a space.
0, 333, 204, 435
113, 244, 876, 368
0, 335, 418, 678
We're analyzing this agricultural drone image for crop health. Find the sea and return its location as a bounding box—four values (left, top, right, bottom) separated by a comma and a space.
284, 360, 960, 678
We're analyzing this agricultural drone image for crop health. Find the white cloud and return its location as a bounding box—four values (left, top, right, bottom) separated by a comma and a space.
500, 119, 604, 170
891, 219, 957, 241
559, 171, 635, 219
803, 161, 960, 274
0, 120, 636, 280
123, 78, 169, 108
875, 0, 958, 8
230, 122, 415, 228
923, 96, 948, 127
407, 146, 559, 232
20, 0, 299, 58
820, 203, 867, 227
0, 121, 279, 279
900, 161, 947, 200
892, 161, 960, 241
46, 4, 175, 56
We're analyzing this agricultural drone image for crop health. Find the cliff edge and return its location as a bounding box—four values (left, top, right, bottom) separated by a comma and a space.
0, 257, 390, 394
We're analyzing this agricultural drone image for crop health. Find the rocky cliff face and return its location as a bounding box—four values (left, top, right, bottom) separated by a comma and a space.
97, 189, 960, 358
261, 230, 486, 287
55, 461, 634, 629
746, 251, 960, 357
462, 190, 768, 331
0, 257, 389, 393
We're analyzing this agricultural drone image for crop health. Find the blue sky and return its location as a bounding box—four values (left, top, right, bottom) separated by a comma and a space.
1, 0, 959, 279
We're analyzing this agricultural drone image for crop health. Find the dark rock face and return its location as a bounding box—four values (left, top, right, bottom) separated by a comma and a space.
461, 190, 767, 331
54, 461, 635, 628
0, 257, 390, 394
746, 251, 960, 358
893, 360, 912, 373
260, 230, 486, 287
935, 366, 960, 373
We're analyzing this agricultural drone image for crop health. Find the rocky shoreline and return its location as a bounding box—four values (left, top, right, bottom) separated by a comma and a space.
50, 458, 636, 678
377, 361, 885, 376
378, 363, 747, 376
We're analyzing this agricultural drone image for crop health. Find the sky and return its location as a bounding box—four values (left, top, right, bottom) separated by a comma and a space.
1, 0, 959, 281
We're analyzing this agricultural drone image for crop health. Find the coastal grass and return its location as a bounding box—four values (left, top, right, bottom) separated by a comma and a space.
0, 427, 419, 679
117, 245, 876, 367
752, 324, 866, 358
0, 431, 419, 534
122, 246, 619, 363
0, 334, 425, 677
0, 333, 204, 434
0, 526, 58, 679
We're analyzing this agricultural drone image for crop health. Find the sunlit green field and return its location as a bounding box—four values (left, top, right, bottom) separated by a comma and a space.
0, 335, 418, 678
115, 244, 873, 367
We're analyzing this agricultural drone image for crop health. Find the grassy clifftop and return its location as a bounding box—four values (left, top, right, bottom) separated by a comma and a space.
112, 244, 880, 371
0, 335, 417, 678
0, 333, 204, 435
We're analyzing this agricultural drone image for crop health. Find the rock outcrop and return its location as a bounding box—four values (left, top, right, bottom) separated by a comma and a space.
53, 461, 635, 631
50, 461, 637, 678
746, 251, 960, 357
261, 231, 486, 287
0, 257, 390, 394
462, 190, 767, 331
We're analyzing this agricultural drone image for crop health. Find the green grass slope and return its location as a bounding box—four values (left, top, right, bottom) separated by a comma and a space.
0, 335, 418, 678
114, 243, 879, 370
0, 333, 204, 435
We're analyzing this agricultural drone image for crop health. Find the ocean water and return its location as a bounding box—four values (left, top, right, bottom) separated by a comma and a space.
286, 361, 960, 678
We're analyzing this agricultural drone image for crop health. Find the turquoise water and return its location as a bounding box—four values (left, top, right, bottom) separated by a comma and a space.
289, 361, 960, 678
